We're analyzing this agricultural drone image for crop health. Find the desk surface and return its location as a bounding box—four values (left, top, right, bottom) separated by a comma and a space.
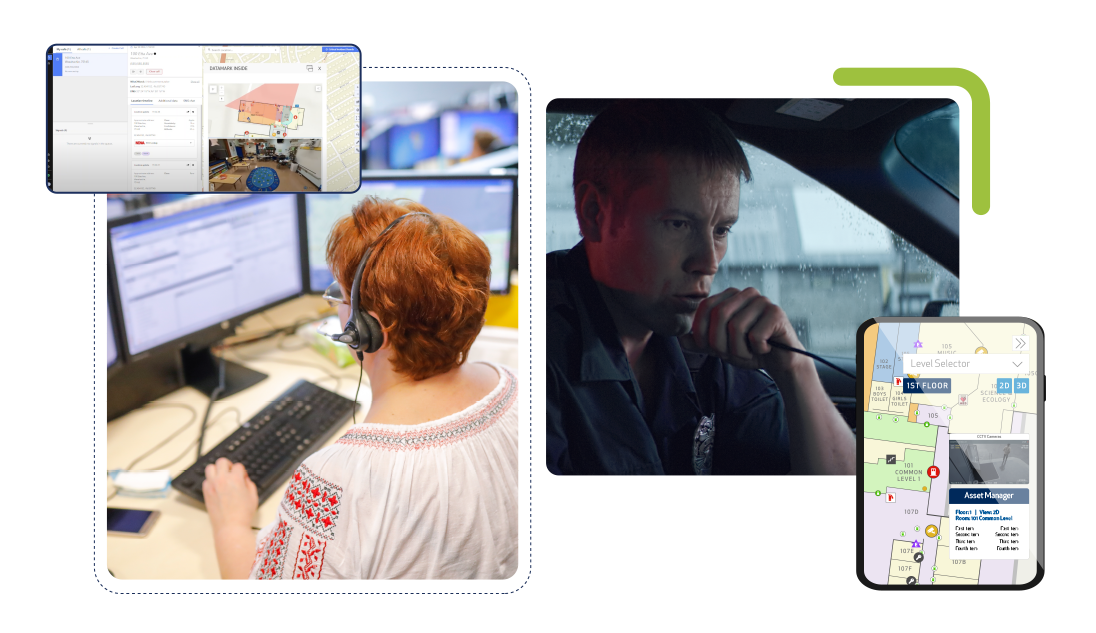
106, 295, 518, 579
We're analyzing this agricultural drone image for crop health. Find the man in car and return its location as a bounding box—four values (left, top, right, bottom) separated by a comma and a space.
546, 100, 855, 476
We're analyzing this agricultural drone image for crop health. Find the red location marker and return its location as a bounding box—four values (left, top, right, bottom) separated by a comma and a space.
294, 115, 297, 119
927, 465, 940, 479
283, 132, 287, 137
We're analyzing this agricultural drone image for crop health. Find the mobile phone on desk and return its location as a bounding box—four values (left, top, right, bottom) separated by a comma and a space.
106, 508, 161, 538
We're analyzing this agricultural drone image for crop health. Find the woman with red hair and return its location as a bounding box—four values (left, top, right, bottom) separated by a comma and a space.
202, 197, 518, 579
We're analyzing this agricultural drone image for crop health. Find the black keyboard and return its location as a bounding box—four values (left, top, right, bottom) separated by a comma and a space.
172, 379, 359, 504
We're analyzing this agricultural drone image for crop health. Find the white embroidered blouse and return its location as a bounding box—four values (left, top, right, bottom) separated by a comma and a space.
248, 363, 519, 579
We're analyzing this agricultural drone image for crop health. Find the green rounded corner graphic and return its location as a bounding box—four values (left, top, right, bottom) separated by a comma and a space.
833, 67, 989, 216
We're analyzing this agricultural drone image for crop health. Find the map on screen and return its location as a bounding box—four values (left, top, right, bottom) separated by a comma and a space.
859, 319, 1042, 588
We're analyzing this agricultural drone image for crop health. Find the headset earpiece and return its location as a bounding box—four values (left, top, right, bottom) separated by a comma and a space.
355, 310, 384, 354
330, 212, 430, 357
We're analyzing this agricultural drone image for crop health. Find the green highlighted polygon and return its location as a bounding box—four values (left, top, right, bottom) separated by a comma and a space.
863, 412, 937, 447
865, 448, 934, 493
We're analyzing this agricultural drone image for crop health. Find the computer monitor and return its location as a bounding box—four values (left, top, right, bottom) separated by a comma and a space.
106, 197, 128, 220
387, 118, 441, 169
440, 110, 519, 159
304, 174, 517, 294
146, 194, 192, 206
107, 301, 119, 369
104, 255, 130, 381
366, 128, 389, 170
109, 194, 304, 396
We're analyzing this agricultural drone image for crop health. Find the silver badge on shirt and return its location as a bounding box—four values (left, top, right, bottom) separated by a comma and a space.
693, 415, 715, 475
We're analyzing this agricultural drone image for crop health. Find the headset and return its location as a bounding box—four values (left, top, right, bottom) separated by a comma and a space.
327, 212, 432, 359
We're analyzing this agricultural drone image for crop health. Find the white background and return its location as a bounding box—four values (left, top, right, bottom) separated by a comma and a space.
8, 1, 1093, 629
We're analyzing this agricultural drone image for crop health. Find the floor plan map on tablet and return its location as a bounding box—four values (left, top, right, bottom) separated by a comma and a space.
859, 319, 1043, 588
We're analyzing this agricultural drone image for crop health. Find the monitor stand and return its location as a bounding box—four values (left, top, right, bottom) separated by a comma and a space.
181, 346, 267, 399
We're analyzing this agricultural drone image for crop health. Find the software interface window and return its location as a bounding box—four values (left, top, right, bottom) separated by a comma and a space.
110, 196, 303, 355
48, 45, 361, 193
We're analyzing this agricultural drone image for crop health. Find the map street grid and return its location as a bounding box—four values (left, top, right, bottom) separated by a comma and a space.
203, 47, 360, 192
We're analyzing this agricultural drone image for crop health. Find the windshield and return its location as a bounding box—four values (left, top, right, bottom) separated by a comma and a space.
895, 102, 960, 197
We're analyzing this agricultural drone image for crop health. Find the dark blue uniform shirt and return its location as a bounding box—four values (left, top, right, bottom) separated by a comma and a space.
546, 244, 791, 475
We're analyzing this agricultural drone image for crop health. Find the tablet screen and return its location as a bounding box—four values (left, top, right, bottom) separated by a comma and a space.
858, 318, 1043, 588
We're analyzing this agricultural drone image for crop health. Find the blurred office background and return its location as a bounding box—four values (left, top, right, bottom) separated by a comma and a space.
361, 82, 519, 172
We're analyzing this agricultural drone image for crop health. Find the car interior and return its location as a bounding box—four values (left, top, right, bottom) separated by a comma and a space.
546, 99, 960, 430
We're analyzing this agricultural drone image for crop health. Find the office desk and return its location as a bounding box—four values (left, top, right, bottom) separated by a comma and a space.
105, 295, 519, 579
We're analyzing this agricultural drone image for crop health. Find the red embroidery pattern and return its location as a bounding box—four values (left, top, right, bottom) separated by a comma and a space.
292, 533, 327, 579
280, 463, 343, 541
336, 367, 515, 451
253, 518, 292, 580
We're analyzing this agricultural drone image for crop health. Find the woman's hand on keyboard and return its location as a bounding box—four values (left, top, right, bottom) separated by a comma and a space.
204, 458, 260, 579
204, 457, 259, 531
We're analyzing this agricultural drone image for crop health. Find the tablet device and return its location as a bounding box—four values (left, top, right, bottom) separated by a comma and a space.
856, 317, 1044, 589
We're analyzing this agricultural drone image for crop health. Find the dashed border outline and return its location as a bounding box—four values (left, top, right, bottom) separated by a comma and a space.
93, 65, 533, 594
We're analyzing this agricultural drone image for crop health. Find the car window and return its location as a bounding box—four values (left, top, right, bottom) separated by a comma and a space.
895, 102, 959, 197
546, 112, 959, 359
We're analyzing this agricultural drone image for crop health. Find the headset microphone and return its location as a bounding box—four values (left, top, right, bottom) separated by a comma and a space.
327, 212, 431, 356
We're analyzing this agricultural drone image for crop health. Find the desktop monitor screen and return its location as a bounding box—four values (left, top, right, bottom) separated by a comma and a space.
305, 176, 515, 293
366, 128, 389, 170
107, 302, 119, 368
146, 194, 192, 207
387, 119, 441, 169
106, 197, 128, 219
440, 110, 519, 159
109, 195, 303, 355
